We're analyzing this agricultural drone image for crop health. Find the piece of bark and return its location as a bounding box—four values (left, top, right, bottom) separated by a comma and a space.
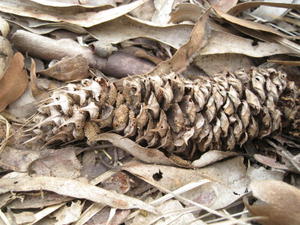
12, 30, 106, 70
11, 30, 155, 78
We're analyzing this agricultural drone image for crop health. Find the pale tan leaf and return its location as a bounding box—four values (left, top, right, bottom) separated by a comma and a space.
28, 148, 81, 179
123, 157, 249, 209
0, 0, 148, 28
191, 150, 238, 168
28, 0, 115, 8
209, 0, 238, 12
200, 30, 295, 57
131, 199, 205, 225
194, 54, 253, 76
39, 55, 89, 81
88, 15, 192, 49
248, 180, 300, 225
53, 201, 84, 225
0, 176, 157, 213
0, 147, 40, 172
86, 132, 189, 167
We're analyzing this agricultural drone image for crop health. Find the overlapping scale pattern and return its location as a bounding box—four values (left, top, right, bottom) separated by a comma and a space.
31, 67, 299, 159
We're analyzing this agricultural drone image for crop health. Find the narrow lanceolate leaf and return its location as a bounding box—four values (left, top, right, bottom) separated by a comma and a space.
32, 67, 299, 160
0, 176, 157, 213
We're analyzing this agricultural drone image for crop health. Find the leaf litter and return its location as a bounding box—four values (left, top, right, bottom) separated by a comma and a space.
0, 0, 299, 225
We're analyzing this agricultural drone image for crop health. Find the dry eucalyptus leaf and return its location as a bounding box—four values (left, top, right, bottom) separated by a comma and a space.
0, 52, 28, 112
0, 147, 40, 172
200, 30, 294, 57
251, 0, 293, 21
7, 87, 37, 118
83, 207, 130, 225
86, 132, 187, 167
53, 201, 84, 225
194, 54, 253, 76
28, 148, 82, 178
247, 166, 284, 182
8, 192, 72, 209
228, 1, 300, 16
0, 0, 147, 28
40, 55, 89, 81
88, 15, 192, 49
28, 0, 115, 8
0, 36, 13, 80
191, 150, 238, 167
170, 3, 203, 23
123, 157, 249, 209
248, 180, 300, 225
0, 175, 157, 213
151, 0, 174, 25
147, 10, 210, 76
11, 211, 35, 225
131, 199, 205, 225
208, 0, 238, 12
0, 16, 9, 37
214, 8, 292, 38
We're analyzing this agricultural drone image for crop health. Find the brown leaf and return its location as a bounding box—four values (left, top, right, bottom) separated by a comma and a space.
40, 55, 89, 81
248, 180, 300, 225
0, 175, 157, 213
145, 9, 210, 76
123, 157, 249, 209
87, 132, 191, 167
0, 36, 13, 80
0, 52, 28, 112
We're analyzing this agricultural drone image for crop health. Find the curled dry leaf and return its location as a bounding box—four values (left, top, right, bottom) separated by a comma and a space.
191, 150, 238, 168
0, 36, 13, 80
228, 1, 300, 16
88, 15, 192, 49
248, 180, 300, 225
146, 9, 210, 76
200, 30, 294, 57
0, 175, 157, 213
0, 52, 28, 112
123, 157, 249, 209
0, 0, 147, 28
40, 55, 89, 81
85, 131, 189, 167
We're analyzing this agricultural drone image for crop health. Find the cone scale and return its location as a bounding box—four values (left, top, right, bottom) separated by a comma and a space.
31, 67, 299, 159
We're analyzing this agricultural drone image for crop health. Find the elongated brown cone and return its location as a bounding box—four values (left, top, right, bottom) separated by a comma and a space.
31, 67, 299, 159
